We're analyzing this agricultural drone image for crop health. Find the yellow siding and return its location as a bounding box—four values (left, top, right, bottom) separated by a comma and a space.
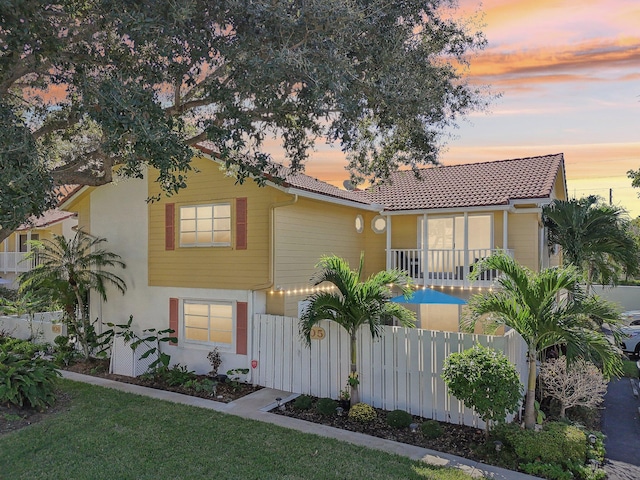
274, 197, 370, 317
553, 169, 567, 200
148, 156, 289, 290
362, 211, 386, 277
390, 215, 417, 249
62, 188, 92, 232
508, 212, 539, 271
0, 233, 16, 252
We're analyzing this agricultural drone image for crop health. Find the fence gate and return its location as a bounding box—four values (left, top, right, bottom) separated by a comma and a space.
251, 314, 527, 428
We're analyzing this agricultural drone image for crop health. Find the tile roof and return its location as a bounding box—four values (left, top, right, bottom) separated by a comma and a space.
364, 153, 564, 211
195, 142, 374, 206
18, 209, 77, 230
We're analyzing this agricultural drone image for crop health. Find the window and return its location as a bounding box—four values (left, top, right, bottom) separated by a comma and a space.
180, 204, 231, 247
355, 215, 364, 233
183, 301, 234, 346
371, 215, 386, 234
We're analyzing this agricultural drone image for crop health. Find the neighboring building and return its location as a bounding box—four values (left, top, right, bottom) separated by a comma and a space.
0, 190, 78, 288
59, 150, 567, 374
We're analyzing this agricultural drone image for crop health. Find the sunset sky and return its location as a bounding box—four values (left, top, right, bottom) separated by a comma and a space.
301, 0, 640, 216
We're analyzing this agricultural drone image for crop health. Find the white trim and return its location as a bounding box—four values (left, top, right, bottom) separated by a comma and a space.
179, 203, 231, 248
382, 204, 511, 216
279, 186, 378, 211
509, 198, 553, 206
58, 186, 91, 210
181, 298, 236, 351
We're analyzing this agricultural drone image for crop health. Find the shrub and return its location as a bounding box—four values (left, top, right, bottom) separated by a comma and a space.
386, 409, 413, 428
52, 335, 79, 367
521, 461, 573, 480
0, 350, 60, 409
442, 344, 523, 436
142, 364, 196, 387
421, 420, 443, 439
348, 403, 376, 423
539, 357, 607, 418
293, 394, 313, 410
0, 336, 43, 358
316, 397, 338, 416
495, 421, 586, 464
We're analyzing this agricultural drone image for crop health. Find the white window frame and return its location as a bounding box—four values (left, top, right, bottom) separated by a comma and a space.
182, 299, 236, 349
179, 203, 231, 247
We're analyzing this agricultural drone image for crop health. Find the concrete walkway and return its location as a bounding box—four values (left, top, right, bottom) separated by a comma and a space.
61, 370, 537, 480
602, 377, 640, 480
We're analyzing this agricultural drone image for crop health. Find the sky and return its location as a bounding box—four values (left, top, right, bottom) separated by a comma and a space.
300, 0, 640, 217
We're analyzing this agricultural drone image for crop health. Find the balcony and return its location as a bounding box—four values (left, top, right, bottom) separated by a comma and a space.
0, 252, 35, 274
389, 248, 513, 288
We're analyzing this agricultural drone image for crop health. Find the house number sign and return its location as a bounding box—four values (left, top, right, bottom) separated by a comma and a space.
310, 326, 325, 340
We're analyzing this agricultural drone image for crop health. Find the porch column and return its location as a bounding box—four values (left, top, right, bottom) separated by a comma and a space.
13, 233, 20, 272
503, 210, 509, 252
422, 213, 428, 287
463, 212, 469, 288
385, 215, 392, 270
1, 238, 6, 273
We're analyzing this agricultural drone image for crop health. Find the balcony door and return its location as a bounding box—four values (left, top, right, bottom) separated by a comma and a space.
418, 215, 492, 251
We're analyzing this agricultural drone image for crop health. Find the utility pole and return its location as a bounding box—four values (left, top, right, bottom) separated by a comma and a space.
610, 188, 613, 205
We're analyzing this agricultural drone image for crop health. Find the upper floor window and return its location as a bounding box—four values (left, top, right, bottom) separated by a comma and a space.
180, 204, 231, 247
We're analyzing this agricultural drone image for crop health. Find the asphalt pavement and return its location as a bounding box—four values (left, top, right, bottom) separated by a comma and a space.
602, 376, 640, 479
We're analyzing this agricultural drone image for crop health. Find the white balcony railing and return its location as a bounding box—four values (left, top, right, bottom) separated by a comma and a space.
0, 252, 35, 274
390, 248, 513, 288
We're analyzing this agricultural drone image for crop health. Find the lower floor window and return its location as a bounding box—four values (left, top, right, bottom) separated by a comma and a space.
184, 301, 233, 345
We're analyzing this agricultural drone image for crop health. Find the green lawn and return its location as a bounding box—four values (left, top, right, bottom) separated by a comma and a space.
0, 380, 479, 480
621, 358, 639, 378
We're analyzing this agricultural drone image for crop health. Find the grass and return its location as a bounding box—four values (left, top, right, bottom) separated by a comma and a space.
621, 358, 639, 378
0, 380, 480, 480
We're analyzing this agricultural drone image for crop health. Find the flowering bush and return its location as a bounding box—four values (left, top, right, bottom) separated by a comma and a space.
348, 402, 376, 423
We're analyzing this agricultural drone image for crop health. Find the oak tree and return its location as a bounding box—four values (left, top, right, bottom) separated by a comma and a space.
1, 0, 487, 240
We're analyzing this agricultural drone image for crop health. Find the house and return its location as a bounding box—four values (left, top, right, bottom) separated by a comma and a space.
0, 187, 79, 288
59, 150, 566, 374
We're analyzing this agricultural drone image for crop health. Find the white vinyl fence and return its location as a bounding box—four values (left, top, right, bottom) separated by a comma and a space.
0, 311, 65, 344
252, 314, 527, 428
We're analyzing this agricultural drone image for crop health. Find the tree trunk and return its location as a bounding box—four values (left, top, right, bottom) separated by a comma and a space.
0, 227, 13, 244
72, 285, 90, 360
559, 403, 566, 419
349, 333, 359, 406
524, 349, 537, 429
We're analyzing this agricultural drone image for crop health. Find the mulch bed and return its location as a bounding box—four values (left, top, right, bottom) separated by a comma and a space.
273, 397, 487, 461
0, 391, 72, 436
64, 358, 262, 403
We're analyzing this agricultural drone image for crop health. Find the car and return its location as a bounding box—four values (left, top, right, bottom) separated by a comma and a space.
619, 325, 640, 358
621, 310, 640, 326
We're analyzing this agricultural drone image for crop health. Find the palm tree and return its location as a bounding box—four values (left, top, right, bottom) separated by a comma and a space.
464, 252, 621, 430
19, 229, 126, 359
542, 196, 640, 293
299, 253, 415, 405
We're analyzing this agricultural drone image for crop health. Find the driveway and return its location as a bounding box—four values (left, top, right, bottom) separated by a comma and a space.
602, 377, 640, 479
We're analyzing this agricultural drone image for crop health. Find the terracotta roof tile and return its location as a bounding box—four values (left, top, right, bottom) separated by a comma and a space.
18, 209, 77, 230
364, 153, 564, 211
195, 142, 373, 206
